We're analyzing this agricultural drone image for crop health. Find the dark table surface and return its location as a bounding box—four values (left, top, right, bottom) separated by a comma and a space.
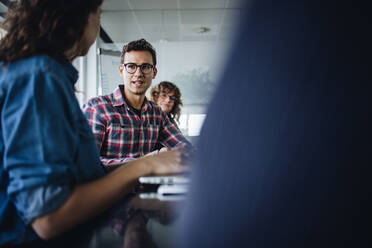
12, 192, 185, 248
87, 193, 185, 248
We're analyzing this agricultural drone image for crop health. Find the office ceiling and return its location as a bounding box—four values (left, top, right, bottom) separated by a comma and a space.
100, 0, 242, 47
1, 0, 243, 48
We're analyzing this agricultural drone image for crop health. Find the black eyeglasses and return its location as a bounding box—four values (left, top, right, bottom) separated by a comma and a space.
123, 63, 154, 74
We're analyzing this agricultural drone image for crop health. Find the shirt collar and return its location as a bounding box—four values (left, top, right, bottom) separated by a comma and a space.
113, 85, 126, 107
112, 84, 150, 112
61, 61, 79, 85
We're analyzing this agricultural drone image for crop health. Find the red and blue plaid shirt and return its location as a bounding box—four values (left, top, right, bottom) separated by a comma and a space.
83, 85, 192, 169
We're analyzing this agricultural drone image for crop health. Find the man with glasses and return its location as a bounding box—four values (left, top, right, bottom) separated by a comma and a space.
83, 39, 191, 171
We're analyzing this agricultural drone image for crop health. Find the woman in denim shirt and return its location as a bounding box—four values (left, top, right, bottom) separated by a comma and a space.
0, 1, 186, 246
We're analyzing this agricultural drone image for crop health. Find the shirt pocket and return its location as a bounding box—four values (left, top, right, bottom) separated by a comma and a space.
106, 123, 135, 146
106, 121, 139, 157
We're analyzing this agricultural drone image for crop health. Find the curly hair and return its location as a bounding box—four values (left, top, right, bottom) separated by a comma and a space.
0, 0, 103, 64
120, 38, 157, 66
150, 81, 183, 126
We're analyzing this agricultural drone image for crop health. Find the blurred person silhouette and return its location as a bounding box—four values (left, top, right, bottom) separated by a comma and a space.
179, 0, 372, 247
0, 1, 187, 247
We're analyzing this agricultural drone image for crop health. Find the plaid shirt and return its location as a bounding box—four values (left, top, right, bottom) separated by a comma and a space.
83, 85, 192, 169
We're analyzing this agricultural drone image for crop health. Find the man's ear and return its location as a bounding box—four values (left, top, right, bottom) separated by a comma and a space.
119, 64, 124, 76
152, 67, 158, 79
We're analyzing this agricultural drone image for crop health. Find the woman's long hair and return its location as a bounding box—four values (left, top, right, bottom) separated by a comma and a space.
0, 0, 103, 64
150, 81, 183, 126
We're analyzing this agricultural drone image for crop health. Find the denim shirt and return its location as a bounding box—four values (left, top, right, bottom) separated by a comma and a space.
0, 55, 105, 246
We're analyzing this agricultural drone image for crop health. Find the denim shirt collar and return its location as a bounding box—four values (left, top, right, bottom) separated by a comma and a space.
61, 61, 79, 85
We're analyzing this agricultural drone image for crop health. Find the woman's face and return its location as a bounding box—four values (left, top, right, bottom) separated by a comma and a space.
156, 89, 176, 114
79, 6, 102, 56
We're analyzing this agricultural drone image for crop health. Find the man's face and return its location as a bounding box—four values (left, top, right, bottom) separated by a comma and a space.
119, 50, 157, 97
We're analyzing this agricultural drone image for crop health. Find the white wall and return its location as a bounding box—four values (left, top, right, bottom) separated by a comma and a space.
73, 41, 100, 106
98, 39, 232, 111
0, 28, 6, 40
95, 39, 232, 139
99, 51, 122, 95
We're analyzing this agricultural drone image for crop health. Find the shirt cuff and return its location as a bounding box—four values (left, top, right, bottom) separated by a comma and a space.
11, 184, 71, 225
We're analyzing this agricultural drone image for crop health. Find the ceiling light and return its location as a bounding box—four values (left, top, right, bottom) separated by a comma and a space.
196, 26, 211, 34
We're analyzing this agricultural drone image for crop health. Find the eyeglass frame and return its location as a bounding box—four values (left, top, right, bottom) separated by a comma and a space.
122, 63, 155, 74
159, 91, 177, 102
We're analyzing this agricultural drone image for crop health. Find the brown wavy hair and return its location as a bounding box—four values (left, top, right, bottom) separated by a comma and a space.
150, 81, 183, 126
0, 0, 103, 64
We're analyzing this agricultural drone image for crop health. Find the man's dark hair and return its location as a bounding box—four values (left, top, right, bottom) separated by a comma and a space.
120, 38, 157, 66
0, 0, 103, 64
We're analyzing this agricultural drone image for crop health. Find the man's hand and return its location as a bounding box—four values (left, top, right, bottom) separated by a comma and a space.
141, 149, 188, 175
144, 147, 169, 157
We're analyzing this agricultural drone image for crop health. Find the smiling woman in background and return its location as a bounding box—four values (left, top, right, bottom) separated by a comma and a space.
0, 0, 186, 247
150, 81, 183, 130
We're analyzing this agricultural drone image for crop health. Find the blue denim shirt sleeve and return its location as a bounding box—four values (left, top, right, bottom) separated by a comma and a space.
2, 65, 80, 224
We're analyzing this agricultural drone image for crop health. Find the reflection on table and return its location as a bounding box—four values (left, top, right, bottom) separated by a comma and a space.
88, 193, 185, 248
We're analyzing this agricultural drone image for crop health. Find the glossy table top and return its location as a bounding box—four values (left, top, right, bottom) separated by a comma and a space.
87, 193, 185, 248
